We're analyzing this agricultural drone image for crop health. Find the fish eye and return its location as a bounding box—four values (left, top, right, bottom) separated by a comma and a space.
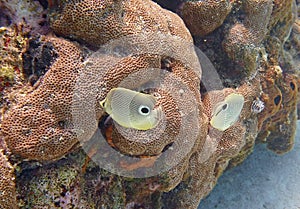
138, 105, 151, 116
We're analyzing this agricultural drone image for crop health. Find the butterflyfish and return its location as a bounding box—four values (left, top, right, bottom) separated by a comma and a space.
210, 93, 244, 131
100, 87, 162, 130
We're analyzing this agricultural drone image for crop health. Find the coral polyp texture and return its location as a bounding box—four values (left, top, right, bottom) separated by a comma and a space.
222, 0, 274, 76
1, 37, 84, 161
179, 0, 232, 36
50, 0, 192, 46
0, 0, 299, 208
0, 150, 17, 209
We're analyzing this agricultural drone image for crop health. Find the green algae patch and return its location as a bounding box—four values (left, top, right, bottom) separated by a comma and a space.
17, 160, 81, 208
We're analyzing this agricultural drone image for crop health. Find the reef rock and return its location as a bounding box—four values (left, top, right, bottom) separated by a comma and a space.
0, 0, 299, 208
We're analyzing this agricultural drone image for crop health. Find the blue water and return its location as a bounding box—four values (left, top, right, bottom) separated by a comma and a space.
198, 121, 300, 209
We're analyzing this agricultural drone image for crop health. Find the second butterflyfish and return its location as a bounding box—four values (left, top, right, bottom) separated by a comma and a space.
210, 93, 244, 131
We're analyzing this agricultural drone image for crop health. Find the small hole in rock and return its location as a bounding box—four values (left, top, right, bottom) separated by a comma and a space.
54, 201, 60, 207
58, 120, 67, 128
274, 95, 281, 106
22, 129, 32, 136
161, 58, 172, 72
290, 82, 295, 91
28, 74, 38, 86
162, 142, 174, 153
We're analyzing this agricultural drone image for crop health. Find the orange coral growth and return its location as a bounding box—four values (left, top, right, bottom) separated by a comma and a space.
258, 71, 298, 154
120, 155, 159, 171
179, 0, 232, 36
0, 0, 298, 208
253, 63, 299, 154
222, 0, 273, 74
2, 37, 84, 161
0, 150, 17, 209
50, 0, 192, 46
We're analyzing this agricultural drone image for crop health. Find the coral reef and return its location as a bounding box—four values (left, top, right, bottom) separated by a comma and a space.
17, 159, 83, 208
0, 0, 48, 34
0, 0, 299, 208
2, 36, 84, 161
50, 0, 192, 46
179, 0, 232, 36
222, 0, 273, 76
0, 26, 27, 107
0, 150, 17, 209
256, 67, 298, 154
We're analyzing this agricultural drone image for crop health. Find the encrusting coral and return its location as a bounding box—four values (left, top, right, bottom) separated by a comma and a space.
179, 0, 232, 36
0, 150, 17, 209
1, 36, 84, 161
50, 0, 192, 46
222, 0, 274, 76
0, 0, 299, 208
1, 0, 206, 207
256, 66, 299, 154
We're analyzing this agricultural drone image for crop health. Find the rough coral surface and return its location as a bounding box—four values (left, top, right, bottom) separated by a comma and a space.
257, 66, 298, 154
0, 26, 27, 105
222, 0, 273, 75
2, 0, 208, 207
0, 0, 299, 208
2, 37, 84, 161
50, 0, 192, 46
179, 0, 232, 36
0, 150, 17, 209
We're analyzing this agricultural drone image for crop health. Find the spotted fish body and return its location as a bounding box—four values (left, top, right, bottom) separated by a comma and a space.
100, 87, 162, 130
210, 93, 244, 131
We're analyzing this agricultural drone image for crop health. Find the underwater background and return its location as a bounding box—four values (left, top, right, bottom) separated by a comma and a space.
199, 120, 300, 209
0, 0, 299, 208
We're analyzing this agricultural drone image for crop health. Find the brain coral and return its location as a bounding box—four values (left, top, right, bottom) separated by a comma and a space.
179, 0, 232, 36
50, 0, 192, 46
1, 36, 84, 161
222, 0, 273, 75
0, 0, 299, 208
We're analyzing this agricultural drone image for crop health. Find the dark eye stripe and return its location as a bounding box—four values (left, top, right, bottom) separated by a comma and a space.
222, 103, 228, 110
